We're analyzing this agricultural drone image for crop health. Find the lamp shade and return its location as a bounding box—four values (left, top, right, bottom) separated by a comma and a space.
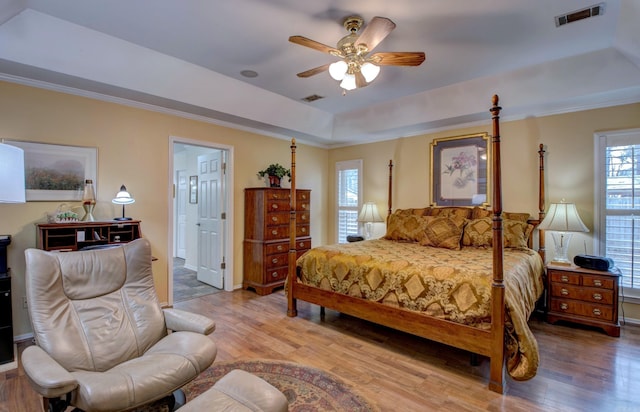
0, 143, 26, 203
329, 60, 348, 80
358, 202, 383, 223
112, 185, 135, 205
361, 62, 380, 83
340, 73, 357, 91
538, 202, 589, 233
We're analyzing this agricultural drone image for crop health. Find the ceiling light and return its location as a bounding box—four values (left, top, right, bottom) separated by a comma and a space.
329, 61, 348, 80
340, 73, 357, 91
361, 62, 380, 83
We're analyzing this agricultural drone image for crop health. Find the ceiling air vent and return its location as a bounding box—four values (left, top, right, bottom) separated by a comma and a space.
555, 3, 605, 27
301, 94, 324, 102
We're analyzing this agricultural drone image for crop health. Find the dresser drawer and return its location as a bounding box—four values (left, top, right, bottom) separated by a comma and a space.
550, 299, 614, 321
267, 200, 290, 212
549, 271, 580, 285
550, 283, 614, 305
265, 242, 288, 255
266, 212, 289, 226
264, 266, 289, 282
296, 224, 310, 237
264, 226, 288, 240
266, 253, 288, 269
582, 274, 614, 289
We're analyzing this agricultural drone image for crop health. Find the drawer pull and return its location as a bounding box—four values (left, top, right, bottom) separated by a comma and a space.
593, 280, 603, 287
561, 288, 569, 296
560, 275, 569, 282
302, 215, 307, 220
272, 194, 280, 199
301, 227, 306, 233
272, 258, 279, 264
593, 293, 603, 301
272, 204, 279, 209
593, 308, 602, 316
299, 242, 304, 247
271, 216, 278, 222
277, 245, 283, 251
301, 194, 307, 199
271, 271, 278, 278
271, 230, 278, 235
560, 303, 568, 310
301, 204, 307, 209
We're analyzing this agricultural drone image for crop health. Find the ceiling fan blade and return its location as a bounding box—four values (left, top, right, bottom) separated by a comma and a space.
289, 35, 341, 55
369, 52, 426, 66
355, 71, 369, 89
296, 63, 331, 78
355, 16, 396, 52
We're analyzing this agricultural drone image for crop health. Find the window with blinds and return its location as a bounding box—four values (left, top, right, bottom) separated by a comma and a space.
597, 129, 640, 290
336, 160, 362, 243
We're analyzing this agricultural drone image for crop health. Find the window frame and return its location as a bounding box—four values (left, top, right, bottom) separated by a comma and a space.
335, 159, 363, 244
595, 128, 640, 298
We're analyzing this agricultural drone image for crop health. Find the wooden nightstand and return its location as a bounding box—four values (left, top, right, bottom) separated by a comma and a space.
546, 265, 620, 337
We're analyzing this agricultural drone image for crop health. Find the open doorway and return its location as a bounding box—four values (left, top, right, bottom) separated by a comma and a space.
169, 137, 234, 304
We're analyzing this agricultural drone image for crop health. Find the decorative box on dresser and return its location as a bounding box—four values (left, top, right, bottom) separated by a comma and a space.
546, 264, 620, 337
243, 188, 311, 295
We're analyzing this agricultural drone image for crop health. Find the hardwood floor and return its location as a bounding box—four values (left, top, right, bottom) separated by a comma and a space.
3, 289, 640, 411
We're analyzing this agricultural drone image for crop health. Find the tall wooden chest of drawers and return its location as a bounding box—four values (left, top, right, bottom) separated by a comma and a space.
243, 188, 311, 295
546, 265, 620, 337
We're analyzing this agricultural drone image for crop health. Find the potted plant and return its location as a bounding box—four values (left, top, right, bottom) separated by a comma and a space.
257, 163, 291, 187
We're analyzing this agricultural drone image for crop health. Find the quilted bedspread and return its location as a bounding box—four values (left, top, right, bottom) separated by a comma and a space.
296, 239, 545, 380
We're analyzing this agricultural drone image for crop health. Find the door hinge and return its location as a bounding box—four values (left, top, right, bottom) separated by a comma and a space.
220, 259, 226, 270
221, 212, 226, 220
222, 162, 227, 174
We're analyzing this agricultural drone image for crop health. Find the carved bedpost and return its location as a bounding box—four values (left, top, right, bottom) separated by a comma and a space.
388, 160, 394, 220
538, 144, 546, 263
287, 138, 298, 317
489, 94, 506, 393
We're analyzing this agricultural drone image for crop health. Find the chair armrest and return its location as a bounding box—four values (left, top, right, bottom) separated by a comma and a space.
21, 346, 78, 398
163, 308, 216, 335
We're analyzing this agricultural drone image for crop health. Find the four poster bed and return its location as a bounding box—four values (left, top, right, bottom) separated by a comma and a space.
286, 95, 547, 393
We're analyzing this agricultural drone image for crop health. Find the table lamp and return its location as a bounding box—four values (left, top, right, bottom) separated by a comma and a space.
358, 202, 383, 240
538, 200, 589, 266
112, 184, 135, 221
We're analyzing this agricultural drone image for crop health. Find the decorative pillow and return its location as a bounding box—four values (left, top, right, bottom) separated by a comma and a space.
462, 218, 530, 248
462, 217, 493, 247
428, 207, 472, 219
503, 211, 530, 222
394, 207, 431, 217
418, 216, 466, 250
384, 213, 428, 242
471, 206, 491, 219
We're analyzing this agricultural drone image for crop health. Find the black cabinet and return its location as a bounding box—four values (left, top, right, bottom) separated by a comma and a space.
0, 275, 12, 365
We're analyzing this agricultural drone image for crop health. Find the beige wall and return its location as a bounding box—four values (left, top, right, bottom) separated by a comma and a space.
0, 81, 328, 337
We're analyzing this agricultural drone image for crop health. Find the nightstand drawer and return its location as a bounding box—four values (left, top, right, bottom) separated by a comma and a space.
550, 300, 614, 321
550, 283, 614, 304
549, 271, 580, 285
582, 275, 614, 289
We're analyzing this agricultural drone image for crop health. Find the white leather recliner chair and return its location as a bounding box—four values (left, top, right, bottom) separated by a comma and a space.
22, 238, 218, 412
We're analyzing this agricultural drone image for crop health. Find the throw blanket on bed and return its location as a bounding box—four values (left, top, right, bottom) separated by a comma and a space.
296, 239, 544, 380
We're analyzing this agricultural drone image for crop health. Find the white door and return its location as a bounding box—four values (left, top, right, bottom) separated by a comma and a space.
175, 170, 187, 259
197, 151, 224, 288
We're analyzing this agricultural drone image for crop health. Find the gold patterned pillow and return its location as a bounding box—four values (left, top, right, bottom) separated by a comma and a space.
384, 213, 428, 242
418, 216, 466, 250
463, 217, 529, 248
503, 211, 530, 222
471, 206, 491, 219
428, 207, 472, 219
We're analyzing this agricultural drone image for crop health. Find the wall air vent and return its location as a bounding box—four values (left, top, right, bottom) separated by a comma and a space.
555, 3, 605, 27
301, 94, 324, 102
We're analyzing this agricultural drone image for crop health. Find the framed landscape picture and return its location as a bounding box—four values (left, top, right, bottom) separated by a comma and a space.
430, 133, 490, 207
7, 141, 97, 201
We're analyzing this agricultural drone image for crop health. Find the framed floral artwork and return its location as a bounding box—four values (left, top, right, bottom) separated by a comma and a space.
429, 133, 490, 207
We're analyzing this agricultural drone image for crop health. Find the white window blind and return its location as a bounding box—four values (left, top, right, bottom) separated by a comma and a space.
597, 129, 640, 290
336, 160, 362, 243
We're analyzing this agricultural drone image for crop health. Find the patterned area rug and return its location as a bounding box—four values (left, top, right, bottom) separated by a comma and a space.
182, 359, 378, 411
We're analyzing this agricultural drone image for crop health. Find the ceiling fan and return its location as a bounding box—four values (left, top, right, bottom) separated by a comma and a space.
289, 16, 425, 91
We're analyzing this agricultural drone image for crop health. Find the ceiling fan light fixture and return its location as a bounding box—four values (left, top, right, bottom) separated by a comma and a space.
361, 62, 380, 82
340, 73, 357, 90
329, 60, 348, 80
